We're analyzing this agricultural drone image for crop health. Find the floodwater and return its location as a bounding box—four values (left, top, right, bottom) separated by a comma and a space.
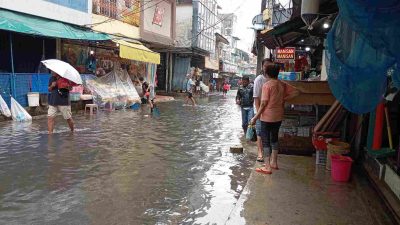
0, 91, 255, 225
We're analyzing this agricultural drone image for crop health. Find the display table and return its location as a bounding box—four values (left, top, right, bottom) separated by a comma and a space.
279, 81, 335, 155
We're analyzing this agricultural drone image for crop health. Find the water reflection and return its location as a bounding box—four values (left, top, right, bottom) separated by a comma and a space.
0, 92, 254, 224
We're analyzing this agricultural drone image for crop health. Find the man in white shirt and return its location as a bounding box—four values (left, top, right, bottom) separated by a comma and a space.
253, 58, 273, 162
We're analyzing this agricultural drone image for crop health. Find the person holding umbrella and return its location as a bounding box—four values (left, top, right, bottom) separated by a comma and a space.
42, 59, 83, 134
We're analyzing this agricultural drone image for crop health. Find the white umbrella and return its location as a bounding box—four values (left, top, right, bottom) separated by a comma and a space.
41, 59, 82, 84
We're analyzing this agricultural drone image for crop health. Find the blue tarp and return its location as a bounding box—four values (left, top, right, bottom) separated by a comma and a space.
325, 0, 400, 114
0, 9, 110, 40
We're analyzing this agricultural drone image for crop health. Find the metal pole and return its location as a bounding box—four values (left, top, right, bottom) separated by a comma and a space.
165, 53, 169, 92
256, 0, 267, 74
9, 33, 16, 99
169, 53, 174, 92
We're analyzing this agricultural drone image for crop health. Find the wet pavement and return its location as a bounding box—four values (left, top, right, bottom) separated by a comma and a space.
227, 155, 395, 225
0, 91, 255, 225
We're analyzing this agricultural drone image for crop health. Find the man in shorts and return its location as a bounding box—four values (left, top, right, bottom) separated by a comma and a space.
185, 75, 196, 106
47, 72, 74, 134
253, 58, 273, 162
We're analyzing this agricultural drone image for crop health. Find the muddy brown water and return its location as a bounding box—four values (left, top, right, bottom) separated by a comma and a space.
0, 92, 255, 225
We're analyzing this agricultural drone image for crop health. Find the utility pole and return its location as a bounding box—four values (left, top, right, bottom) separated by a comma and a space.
256, 0, 267, 74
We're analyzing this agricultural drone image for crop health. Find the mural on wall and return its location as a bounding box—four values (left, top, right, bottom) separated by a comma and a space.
92, 0, 141, 27
152, 5, 165, 26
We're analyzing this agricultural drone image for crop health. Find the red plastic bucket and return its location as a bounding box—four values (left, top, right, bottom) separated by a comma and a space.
312, 132, 340, 150
331, 155, 353, 182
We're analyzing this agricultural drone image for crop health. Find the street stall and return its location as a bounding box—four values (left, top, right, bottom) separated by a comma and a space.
61, 39, 160, 110
254, 0, 400, 220
255, 0, 343, 156
0, 8, 110, 114
266, 46, 335, 156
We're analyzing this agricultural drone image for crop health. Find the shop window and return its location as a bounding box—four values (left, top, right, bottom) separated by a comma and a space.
93, 0, 118, 19
92, 0, 140, 26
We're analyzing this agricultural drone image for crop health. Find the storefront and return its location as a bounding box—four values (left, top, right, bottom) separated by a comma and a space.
139, 0, 176, 92
60, 40, 159, 80
0, 8, 109, 107
203, 56, 219, 86
59, 38, 160, 109
257, 5, 338, 155
258, 3, 400, 217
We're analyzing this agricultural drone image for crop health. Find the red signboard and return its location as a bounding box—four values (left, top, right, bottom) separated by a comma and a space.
276, 47, 295, 59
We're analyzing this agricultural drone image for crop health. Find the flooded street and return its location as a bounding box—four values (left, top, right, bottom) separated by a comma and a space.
0, 92, 255, 225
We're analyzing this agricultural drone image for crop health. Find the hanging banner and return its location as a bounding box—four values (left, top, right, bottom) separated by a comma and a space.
276, 47, 295, 59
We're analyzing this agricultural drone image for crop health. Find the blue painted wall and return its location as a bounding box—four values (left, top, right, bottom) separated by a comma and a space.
44, 0, 88, 13
172, 57, 190, 91
0, 73, 50, 107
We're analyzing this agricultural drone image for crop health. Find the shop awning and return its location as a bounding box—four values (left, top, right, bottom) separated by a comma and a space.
258, 16, 305, 49
115, 40, 160, 65
0, 9, 110, 40
258, 0, 338, 49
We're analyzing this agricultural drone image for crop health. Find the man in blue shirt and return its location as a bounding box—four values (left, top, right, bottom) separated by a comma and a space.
47, 72, 74, 134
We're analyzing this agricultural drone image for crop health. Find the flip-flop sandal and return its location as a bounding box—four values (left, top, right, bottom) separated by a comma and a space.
255, 167, 272, 174
256, 157, 264, 162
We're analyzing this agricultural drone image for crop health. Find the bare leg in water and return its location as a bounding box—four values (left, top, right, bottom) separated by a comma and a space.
67, 118, 74, 132
48, 117, 55, 134
189, 97, 196, 106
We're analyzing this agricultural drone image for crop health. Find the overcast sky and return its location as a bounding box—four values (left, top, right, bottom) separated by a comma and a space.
218, 0, 291, 53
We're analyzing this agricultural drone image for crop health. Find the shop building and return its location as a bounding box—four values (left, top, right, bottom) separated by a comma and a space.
0, 0, 109, 107
173, 0, 219, 92
89, 0, 165, 85
139, 0, 176, 92
255, 0, 400, 221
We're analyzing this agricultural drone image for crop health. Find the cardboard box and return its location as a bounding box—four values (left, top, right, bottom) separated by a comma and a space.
284, 81, 335, 105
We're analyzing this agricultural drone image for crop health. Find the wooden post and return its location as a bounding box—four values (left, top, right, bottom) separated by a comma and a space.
367, 110, 376, 150
372, 103, 385, 150
353, 115, 364, 160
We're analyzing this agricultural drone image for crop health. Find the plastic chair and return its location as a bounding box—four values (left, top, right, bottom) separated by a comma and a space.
85, 103, 98, 115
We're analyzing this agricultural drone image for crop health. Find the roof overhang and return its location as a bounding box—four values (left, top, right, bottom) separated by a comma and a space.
215, 32, 229, 45
258, 0, 338, 49
0, 9, 110, 41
